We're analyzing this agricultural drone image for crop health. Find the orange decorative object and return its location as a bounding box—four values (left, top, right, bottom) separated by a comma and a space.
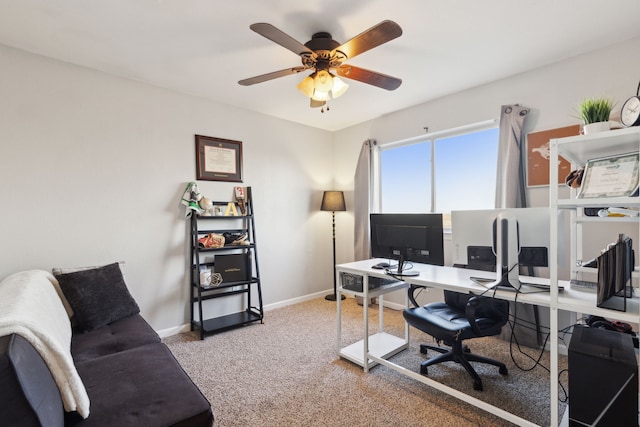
198, 233, 225, 248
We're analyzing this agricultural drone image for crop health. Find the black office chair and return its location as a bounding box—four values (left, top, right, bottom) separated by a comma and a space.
403, 288, 510, 391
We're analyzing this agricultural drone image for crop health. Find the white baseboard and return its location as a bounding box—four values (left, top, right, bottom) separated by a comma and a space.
157, 323, 191, 338
157, 289, 331, 338
263, 290, 329, 311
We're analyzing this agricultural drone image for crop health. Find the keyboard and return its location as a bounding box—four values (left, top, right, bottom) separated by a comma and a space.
570, 279, 597, 290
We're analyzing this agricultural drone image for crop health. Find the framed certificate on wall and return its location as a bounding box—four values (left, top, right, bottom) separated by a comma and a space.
195, 135, 243, 182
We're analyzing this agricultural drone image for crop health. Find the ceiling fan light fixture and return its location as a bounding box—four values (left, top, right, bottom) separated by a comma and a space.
310, 99, 326, 108
296, 74, 315, 98
313, 70, 333, 92
311, 89, 330, 101
330, 75, 349, 98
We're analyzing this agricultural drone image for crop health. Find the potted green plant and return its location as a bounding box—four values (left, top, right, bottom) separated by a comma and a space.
577, 97, 615, 134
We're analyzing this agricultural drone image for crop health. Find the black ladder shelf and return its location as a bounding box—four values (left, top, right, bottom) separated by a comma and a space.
189, 187, 263, 339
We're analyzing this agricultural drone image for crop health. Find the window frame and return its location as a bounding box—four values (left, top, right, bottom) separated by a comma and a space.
373, 119, 499, 224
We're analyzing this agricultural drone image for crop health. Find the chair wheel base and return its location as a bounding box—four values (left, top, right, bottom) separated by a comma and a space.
473, 381, 483, 391
499, 366, 508, 375
420, 365, 428, 375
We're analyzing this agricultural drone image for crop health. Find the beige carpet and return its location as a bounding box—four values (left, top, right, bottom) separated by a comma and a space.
164, 297, 568, 426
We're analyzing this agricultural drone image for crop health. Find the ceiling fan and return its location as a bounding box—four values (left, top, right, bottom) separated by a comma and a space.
238, 20, 403, 111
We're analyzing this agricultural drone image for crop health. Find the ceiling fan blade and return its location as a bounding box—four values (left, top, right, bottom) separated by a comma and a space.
310, 99, 326, 108
238, 66, 307, 86
336, 65, 402, 90
250, 23, 315, 57
332, 20, 402, 60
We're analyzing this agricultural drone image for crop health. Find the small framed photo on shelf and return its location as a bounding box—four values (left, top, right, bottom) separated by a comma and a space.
577, 152, 640, 199
195, 135, 243, 182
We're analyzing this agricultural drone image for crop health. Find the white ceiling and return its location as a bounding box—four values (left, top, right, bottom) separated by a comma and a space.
1, 0, 640, 131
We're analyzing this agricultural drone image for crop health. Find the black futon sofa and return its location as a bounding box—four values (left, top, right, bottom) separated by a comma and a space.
0, 264, 213, 427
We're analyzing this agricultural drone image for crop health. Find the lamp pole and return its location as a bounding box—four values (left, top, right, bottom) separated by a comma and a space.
325, 210, 344, 301
321, 191, 346, 301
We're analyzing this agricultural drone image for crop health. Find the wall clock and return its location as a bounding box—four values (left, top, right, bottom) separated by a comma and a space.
621, 81, 640, 127
621, 95, 640, 127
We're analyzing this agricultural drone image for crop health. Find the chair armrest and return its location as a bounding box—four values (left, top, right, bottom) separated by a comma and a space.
408, 284, 421, 307
465, 296, 483, 335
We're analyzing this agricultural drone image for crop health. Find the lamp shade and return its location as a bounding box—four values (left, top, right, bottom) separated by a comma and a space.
330, 76, 349, 98
311, 89, 330, 101
320, 191, 346, 212
314, 70, 333, 92
296, 75, 315, 98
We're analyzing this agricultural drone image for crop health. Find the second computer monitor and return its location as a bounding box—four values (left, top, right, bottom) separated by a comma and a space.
451, 207, 551, 271
370, 213, 444, 276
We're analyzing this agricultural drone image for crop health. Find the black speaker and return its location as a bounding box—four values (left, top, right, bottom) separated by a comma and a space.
568, 325, 638, 426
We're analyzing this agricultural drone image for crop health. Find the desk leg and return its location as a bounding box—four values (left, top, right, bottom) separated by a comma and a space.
378, 294, 384, 332
404, 288, 409, 342
363, 275, 369, 373
337, 279, 342, 355
550, 306, 559, 426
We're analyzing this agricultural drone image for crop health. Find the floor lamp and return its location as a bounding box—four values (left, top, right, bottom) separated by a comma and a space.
321, 191, 346, 301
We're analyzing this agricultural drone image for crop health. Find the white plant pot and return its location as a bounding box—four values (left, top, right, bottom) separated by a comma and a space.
583, 121, 610, 134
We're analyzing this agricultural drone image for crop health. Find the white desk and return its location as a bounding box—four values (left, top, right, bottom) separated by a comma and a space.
335, 259, 640, 427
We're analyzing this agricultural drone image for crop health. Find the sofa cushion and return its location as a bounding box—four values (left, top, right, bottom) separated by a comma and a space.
71, 314, 160, 362
55, 263, 140, 332
73, 343, 213, 427
0, 334, 64, 427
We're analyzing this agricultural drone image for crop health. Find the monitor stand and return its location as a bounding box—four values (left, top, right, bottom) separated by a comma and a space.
487, 212, 522, 292
385, 257, 420, 277
385, 268, 419, 277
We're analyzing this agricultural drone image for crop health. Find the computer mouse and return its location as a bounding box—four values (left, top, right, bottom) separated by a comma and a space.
372, 262, 390, 269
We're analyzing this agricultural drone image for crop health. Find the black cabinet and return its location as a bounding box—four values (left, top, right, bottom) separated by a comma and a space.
189, 187, 263, 339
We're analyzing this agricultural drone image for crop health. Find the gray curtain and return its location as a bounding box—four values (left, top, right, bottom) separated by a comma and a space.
494, 105, 542, 348
495, 104, 529, 208
354, 139, 375, 261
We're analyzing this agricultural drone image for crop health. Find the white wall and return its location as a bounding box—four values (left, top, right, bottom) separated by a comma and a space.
0, 44, 336, 332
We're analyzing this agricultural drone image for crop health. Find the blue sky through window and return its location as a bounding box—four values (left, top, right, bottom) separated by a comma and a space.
380, 127, 498, 218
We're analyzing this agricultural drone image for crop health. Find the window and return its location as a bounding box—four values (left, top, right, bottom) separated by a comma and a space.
378, 122, 499, 228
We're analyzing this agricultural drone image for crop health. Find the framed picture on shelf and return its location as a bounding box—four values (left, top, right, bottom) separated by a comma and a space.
195, 135, 243, 182
577, 152, 640, 199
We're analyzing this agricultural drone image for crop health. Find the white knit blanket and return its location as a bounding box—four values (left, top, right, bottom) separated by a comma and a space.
0, 270, 90, 418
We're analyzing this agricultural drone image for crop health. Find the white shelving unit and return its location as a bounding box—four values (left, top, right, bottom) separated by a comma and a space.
549, 127, 640, 425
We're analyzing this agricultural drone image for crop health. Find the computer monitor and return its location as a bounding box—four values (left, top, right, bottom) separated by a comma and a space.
451, 207, 553, 290
370, 213, 444, 276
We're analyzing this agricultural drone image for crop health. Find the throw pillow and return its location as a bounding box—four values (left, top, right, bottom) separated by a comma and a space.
54, 262, 140, 332
51, 261, 127, 319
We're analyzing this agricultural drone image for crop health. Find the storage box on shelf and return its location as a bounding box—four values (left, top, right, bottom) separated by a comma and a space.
189, 187, 263, 339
